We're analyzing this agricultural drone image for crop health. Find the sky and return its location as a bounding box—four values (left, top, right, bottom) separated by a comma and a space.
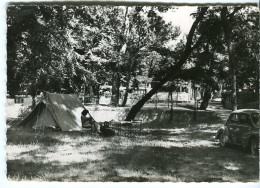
162, 6, 197, 35
161, 6, 197, 47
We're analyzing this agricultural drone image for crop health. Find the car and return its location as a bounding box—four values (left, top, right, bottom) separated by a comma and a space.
211, 97, 222, 102
215, 109, 259, 155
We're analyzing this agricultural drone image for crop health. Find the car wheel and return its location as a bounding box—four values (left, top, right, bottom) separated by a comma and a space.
219, 133, 228, 147
250, 138, 259, 156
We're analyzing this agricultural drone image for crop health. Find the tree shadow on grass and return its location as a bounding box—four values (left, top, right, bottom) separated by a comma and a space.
6, 117, 258, 182
7, 142, 258, 182
140, 129, 180, 137
103, 145, 259, 182
7, 160, 61, 181
7, 128, 64, 146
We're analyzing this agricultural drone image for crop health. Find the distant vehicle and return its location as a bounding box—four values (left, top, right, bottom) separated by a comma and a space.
211, 97, 222, 102
215, 109, 260, 155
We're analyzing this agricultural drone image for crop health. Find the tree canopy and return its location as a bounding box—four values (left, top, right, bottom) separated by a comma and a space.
7, 5, 179, 101
7, 5, 259, 114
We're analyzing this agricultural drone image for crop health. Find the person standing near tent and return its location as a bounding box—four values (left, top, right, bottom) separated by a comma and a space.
81, 109, 99, 134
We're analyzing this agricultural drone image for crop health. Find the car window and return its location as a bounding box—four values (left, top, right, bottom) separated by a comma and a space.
229, 113, 239, 123
251, 113, 260, 128
239, 114, 250, 125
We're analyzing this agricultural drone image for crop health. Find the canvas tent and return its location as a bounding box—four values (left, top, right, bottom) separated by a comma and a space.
19, 92, 86, 131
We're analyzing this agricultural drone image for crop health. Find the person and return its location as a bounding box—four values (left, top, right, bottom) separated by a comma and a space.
81, 109, 99, 134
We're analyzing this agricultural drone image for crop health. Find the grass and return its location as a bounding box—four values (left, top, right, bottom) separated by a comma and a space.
5, 112, 259, 182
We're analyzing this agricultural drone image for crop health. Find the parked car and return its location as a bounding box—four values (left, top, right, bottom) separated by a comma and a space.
215, 109, 259, 155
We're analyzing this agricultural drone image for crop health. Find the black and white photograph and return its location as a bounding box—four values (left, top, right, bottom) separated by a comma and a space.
4, 0, 260, 183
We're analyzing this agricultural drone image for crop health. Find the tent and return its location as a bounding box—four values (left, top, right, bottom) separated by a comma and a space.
19, 92, 86, 131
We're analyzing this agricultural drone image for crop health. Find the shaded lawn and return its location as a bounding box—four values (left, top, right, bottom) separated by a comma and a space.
6, 120, 259, 182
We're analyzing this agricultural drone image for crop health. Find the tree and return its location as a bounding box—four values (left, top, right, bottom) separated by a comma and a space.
125, 7, 209, 121
7, 5, 120, 101
195, 6, 259, 110
7, 6, 39, 98
8, 5, 257, 113
120, 6, 180, 107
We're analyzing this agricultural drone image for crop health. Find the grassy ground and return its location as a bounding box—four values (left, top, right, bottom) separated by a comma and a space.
6, 113, 259, 182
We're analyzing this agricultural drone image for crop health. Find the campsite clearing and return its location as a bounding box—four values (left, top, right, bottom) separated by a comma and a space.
6, 117, 259, 182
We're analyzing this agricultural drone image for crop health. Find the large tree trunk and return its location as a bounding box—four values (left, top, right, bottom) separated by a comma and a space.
116, 73, 120, 105
121, 75, 131, 107
111, 73, 120, 106
122, 59, 133, 107
125, 7, 208, 121
231, 62, 237, 111
221, 7, 238, 111
96, 84, 100, 104
169, 91, 173, 121
125, 81, 165, 121
114, 7, 129, 107
31, 94, 36, 109
126, 53, 195, 120
200, 86, 211, 110
227, 41, 237, 111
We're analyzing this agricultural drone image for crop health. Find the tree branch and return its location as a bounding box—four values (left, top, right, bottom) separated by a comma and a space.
190, 34, 205, 51
185, 7, 208, 52
125, 7, 209, 121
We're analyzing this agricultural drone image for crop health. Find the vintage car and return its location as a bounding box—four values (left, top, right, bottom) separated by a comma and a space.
215, 109, 259, 155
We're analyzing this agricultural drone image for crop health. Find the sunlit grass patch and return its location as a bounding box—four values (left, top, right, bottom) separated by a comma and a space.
115, 168, 181, 182
7, 144, 41, 161
183, 140, 217, 148
223, 162, 241, 171
135, 140, 184, 148
43, 151, 105, 165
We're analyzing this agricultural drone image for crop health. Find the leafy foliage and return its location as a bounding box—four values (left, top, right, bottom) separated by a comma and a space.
7, 5, 179, 102
7, 5, 258, 112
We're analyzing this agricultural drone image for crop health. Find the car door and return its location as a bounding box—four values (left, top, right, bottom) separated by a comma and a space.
226, 113, 240, 144
235, 113, 252, 145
